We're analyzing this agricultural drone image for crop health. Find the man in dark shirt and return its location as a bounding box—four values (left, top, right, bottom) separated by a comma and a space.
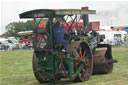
53, 22, 68, 49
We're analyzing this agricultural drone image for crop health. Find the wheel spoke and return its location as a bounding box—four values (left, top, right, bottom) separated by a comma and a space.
77, 46, 88, 80
82, 51, 86, 57
79, 46, 82, 57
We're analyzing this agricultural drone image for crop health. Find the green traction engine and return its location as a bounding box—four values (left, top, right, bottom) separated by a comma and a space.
19, 7, 117, 83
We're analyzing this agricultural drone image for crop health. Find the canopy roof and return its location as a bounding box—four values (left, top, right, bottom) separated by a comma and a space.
19, 9, 96, 18
18, 31, 33, 35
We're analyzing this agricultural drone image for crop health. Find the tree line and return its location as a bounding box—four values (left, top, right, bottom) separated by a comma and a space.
1, 20, 45, 38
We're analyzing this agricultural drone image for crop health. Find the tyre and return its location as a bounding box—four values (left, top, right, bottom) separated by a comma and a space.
32, 53, 49, 83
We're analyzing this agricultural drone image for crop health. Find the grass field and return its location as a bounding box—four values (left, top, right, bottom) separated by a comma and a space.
0, 47, 128, 85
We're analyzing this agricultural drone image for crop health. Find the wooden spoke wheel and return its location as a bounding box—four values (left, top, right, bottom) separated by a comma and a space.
67, 41, 93, 82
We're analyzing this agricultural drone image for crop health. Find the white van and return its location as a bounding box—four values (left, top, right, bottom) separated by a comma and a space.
97, 31, 127, 46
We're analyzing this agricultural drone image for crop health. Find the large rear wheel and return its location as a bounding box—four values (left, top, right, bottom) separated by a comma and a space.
32, 53, 48, 83
74, 43, 93, 82
67, 41, 93, 82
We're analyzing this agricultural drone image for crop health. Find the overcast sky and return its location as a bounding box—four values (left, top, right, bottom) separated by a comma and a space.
1, 0, 128, 35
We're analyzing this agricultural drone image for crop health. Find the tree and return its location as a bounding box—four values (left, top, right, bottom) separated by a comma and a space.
4, 21, 26, 37
1, 20, 35, 37
1, 19, 46, 37
25, 20, 35, 31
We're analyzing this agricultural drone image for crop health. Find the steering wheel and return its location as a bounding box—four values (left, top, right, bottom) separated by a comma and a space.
33, 31, 50, 51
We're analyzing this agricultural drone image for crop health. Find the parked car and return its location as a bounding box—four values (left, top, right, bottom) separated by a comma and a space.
0, 37, 20, 50
0, 38, 9, 50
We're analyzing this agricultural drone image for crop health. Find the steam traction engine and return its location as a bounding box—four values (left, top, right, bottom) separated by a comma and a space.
19, 7, 117, 83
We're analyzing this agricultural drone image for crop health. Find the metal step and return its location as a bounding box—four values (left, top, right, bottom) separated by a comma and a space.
106, 59, 118, 64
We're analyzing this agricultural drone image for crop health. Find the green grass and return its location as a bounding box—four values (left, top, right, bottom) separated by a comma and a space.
0, 47, 128, 85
